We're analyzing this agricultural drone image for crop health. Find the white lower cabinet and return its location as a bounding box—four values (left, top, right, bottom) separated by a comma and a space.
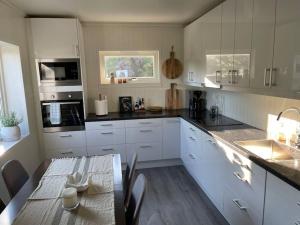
162, 118, 181, 159
87, 144, 127, 163
85, 128, 125, 146
126, 143, 162, 162
263, 172, 300, 225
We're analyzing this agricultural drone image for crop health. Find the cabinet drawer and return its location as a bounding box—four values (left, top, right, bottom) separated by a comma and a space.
125, 119, 162, 128
87, 145, 126, 163
85, 121, 125, 130
45, 146, 87, 158
126, 127, 162, 143
86, 129, 125, 146
126, 143, 162, 162
223, 187, 257, 225
44, 131, 86, 150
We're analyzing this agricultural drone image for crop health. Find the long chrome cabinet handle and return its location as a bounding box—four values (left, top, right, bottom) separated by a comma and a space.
102, 148, 114, 151
270, 68, 277, 87
140, 129, 152, 133
233, 172, 247, 183
232, 199, 247, 211
61, 151, 73, 155
264, 68, 271, 87
216, 70, 221, 83
101, 132, 113, 135
59, 134, 72, 138
297, 201, 300, 207
100, 124, 113, 127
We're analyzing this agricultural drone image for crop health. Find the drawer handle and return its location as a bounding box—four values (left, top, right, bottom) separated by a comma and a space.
101, 132, 113, 135
140, 145, 152, 149
233, 172, 247, 183
207, 139, 216, 145
61, 151, 73, 155
232, 159, 251, 172
294, 221, 300, 225
188, 153, 196, 159
59, 135, 72, 138
297, 202, 300, 207
102, 148, 114, 151
139, 122, 152, 125
232, 199, 247, 211
189, 127, 196, 132
189, 136, 196, 141
100, 124, 113, 127
140, 129, 152, 133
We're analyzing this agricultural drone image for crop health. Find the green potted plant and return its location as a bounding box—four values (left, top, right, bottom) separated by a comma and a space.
0, 112, 22, 141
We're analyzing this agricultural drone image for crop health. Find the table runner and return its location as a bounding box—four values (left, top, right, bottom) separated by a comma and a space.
13, 154, 116, 225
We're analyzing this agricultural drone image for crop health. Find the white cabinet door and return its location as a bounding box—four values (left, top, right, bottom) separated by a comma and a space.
86, 129, 125, 146
264, 173, 300, 225
183, 18, 204, 86
220, 0, 235, 86
30, 18, 79, 58
126, 143, 162, 162
250, 0, 276, 89
44, 131, 86, 150
163, 118, 180, 159
233, 0, 253, 88
272, 0, 300, 93
202, 5, 222, 87
87, 144, 127, 163
126, 127, 162, 144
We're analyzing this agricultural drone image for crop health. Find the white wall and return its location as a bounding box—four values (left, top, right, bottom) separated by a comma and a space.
206, 89, 300, 131
0, 0, 42, 203
82, 22, 186, 113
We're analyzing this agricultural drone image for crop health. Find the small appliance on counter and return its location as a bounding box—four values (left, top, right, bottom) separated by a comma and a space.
95, 94, 108, 116
188, 90, 207, 118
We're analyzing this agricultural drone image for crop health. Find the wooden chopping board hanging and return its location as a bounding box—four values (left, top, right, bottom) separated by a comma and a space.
162, 46, 183, 79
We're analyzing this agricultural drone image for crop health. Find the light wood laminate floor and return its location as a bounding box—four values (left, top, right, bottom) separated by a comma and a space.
137, 166, 229, 225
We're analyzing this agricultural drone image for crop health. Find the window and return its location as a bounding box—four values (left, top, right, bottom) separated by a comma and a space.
0, 48, 7, 115
99, 51, 160, 84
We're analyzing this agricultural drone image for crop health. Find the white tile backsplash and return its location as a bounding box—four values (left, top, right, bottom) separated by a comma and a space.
206, 89, 300, 131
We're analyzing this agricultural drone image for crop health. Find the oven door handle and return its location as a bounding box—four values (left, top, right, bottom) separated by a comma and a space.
42, 102, 81, 106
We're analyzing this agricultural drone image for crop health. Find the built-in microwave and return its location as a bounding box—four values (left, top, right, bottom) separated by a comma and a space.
40, 92, 85, 132
37, 59, 81, 86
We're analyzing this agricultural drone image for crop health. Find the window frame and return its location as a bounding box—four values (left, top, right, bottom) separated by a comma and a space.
0, 47, 7, 115
99, 50, 160, 85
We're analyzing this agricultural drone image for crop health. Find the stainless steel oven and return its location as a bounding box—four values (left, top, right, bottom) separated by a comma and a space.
37, 59, 81, 86
40, 92, 85, 132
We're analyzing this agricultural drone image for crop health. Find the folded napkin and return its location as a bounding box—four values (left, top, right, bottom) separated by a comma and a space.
87, 173, 114, 195
65, 172, 89, 192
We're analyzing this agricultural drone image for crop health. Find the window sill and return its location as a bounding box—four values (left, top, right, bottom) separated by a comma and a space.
0, 135, 29, 156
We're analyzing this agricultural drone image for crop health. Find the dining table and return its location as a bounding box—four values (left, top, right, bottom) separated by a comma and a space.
0, 154, 126, 225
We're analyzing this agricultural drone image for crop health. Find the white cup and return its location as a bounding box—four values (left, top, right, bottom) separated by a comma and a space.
62, 187, 78, 208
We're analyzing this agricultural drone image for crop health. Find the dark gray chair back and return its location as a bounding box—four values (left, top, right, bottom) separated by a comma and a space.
126, 174, 146, 225
1, 160, 29, 198
124, 152, 138, 208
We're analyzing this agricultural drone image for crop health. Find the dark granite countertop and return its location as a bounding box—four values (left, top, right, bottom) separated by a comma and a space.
86, 109, 300, 191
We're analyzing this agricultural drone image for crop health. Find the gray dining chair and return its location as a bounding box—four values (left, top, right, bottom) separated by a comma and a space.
1, 160, 29, 198
124, 152, 138, 209
125, 174, 146, 225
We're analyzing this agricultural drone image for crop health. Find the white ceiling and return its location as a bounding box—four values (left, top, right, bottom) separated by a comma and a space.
8, 0, 222, 24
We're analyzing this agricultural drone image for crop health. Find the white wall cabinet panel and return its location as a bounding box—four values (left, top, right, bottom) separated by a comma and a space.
126, 143, 162, 162
202, 5, 222, 87
233, 0, 253, 88
87, 144, 127, 163
264, 173, 300, 225
30, 18, 80, 58
86, 129, 125, 146
250, 0, 276, 89
272, 0, 300, 92
220, 0, 236, 86
163, 118, 181, 159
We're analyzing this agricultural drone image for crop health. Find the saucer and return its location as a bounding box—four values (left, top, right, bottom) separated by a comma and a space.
62, 202, 80, 211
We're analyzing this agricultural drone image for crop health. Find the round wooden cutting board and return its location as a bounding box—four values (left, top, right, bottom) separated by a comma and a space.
162, 46, 183, 79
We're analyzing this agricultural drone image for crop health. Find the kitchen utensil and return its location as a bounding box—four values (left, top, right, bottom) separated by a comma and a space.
162, 46, 183, 79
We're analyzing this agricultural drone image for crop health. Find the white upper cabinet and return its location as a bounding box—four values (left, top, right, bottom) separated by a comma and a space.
264, 173, 300, 225
272, 0, 300, 93
232, 0, 253, 88
202, 5, 222, 87
30, 18, 80, 58
220, 0, 235, 86
183, 18, 204, 86
250, 0, 276, 89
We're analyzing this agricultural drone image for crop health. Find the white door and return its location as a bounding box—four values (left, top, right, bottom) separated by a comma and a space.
220, 0, 235, 86
233, 0, 253, 88
30, 18, 79, 58
272, 0, 300, 93
202, 5, 222, 87
163, 118, 181, 159
250, 0, 276, 89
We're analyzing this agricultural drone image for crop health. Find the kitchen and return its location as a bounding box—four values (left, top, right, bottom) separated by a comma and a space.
0, 0, 299, 225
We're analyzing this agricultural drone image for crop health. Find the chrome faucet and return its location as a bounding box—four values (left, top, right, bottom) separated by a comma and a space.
277, 107, 300, 148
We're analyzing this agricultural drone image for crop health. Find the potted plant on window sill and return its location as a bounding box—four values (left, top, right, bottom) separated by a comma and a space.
0, 112, 22, 142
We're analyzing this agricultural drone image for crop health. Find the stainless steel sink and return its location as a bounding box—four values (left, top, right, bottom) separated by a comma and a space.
234, 139, 300, 160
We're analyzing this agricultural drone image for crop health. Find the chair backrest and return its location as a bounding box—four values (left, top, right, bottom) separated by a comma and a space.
124, 152, 138, 208
1, 160, 29, 199
126, 174, 146, 225
0, 199, 5, 214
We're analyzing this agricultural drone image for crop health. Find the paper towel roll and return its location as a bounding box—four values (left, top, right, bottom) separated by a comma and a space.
95, 99, 108, 116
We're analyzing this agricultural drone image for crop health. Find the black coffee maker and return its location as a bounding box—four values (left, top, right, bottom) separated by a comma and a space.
189, 91, 207, 118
